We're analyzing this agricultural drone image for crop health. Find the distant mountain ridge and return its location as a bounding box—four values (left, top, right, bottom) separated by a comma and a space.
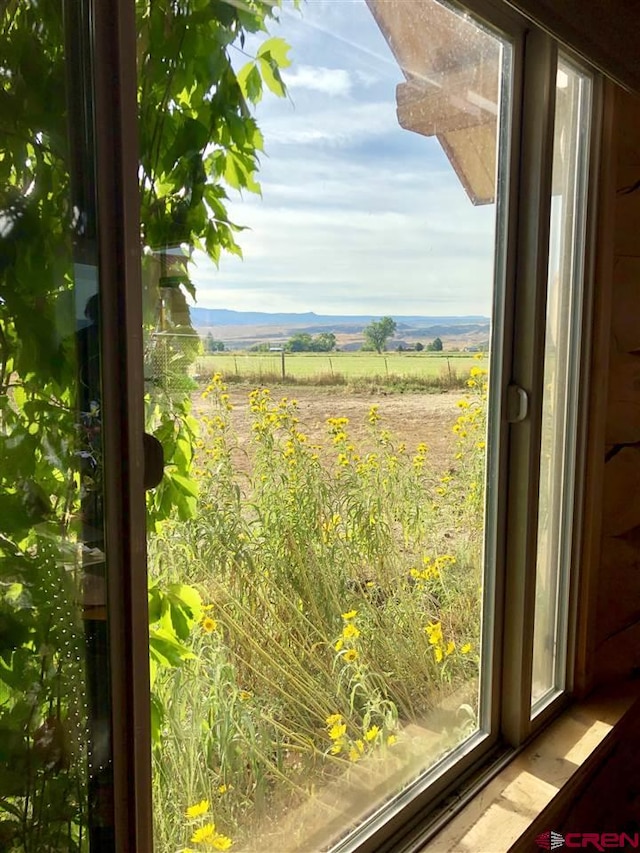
191, 307, 489, 328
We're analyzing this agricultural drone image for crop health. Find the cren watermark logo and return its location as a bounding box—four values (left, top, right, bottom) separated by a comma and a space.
535, 831, 640, 850
536, 830, 565, 850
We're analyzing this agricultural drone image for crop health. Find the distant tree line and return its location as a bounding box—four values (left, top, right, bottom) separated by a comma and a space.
204, 324, 444, 355
397, 337, 443, 352
285, 332, 337, 352
247, 332, 336, 353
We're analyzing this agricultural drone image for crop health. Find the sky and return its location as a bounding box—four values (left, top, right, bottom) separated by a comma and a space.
190, 0, 500, 317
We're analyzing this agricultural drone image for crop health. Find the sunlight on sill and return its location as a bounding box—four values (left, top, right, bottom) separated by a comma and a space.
423, 683, 640, 853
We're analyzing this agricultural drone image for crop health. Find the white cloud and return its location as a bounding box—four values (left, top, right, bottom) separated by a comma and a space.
283, 65, 353, 97
188, 0, 500, 318
260, 100, 398, 147
191, 178, 497, 317
251, 147, 457, 210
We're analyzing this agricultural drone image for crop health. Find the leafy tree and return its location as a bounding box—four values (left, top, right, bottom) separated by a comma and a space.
314, 331, 337, 352
427, 336, 444, 352
287, 332, 314, 352
205, 333, 225, 352
363, 316, 397, 353
286, 331, 336, 352
415, 341, 424, 351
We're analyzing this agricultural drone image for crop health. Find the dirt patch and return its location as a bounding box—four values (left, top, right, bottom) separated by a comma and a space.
194, 385, 462, 473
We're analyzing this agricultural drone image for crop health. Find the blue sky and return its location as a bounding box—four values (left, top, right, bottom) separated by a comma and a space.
191, 0, 498, 317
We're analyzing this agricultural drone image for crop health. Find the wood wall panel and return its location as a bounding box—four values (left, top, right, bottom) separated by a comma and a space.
595, 87, 640, 683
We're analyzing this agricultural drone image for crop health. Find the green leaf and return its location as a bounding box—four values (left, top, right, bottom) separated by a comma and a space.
149, 656, 158, 690
257, 37, 292, 69
150, 692, 164, 745
245, 121, 264, 152
165, 585, 202, 640
258, 56, 287, 98
169, 583, 202, 615
223, 151, 261, 194
148, 586, 163, 624
237, 62, 263, 104
170, 472, 199, 498
12, 385, 26, 411
149, 627, 194, 668
167, 583, 203, 634
173, 435, 192, 470
174, 492, 197, 520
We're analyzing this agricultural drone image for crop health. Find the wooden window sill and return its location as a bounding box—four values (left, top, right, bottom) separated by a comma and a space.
418, 682, 640, 852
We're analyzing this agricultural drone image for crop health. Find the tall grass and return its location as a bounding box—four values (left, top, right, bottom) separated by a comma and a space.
197, 369, 468, 392
149, 368, 488, 851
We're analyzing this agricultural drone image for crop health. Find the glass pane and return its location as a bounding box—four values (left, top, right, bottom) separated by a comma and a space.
139, 1, 510, 849
531, 58, 591, 711
0, 2, 116, 850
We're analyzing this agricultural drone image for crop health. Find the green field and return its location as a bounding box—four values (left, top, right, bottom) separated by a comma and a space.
196, 351, 484, 384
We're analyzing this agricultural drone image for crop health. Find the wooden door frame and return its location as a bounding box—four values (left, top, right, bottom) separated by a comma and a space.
92, 1, 153, 849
